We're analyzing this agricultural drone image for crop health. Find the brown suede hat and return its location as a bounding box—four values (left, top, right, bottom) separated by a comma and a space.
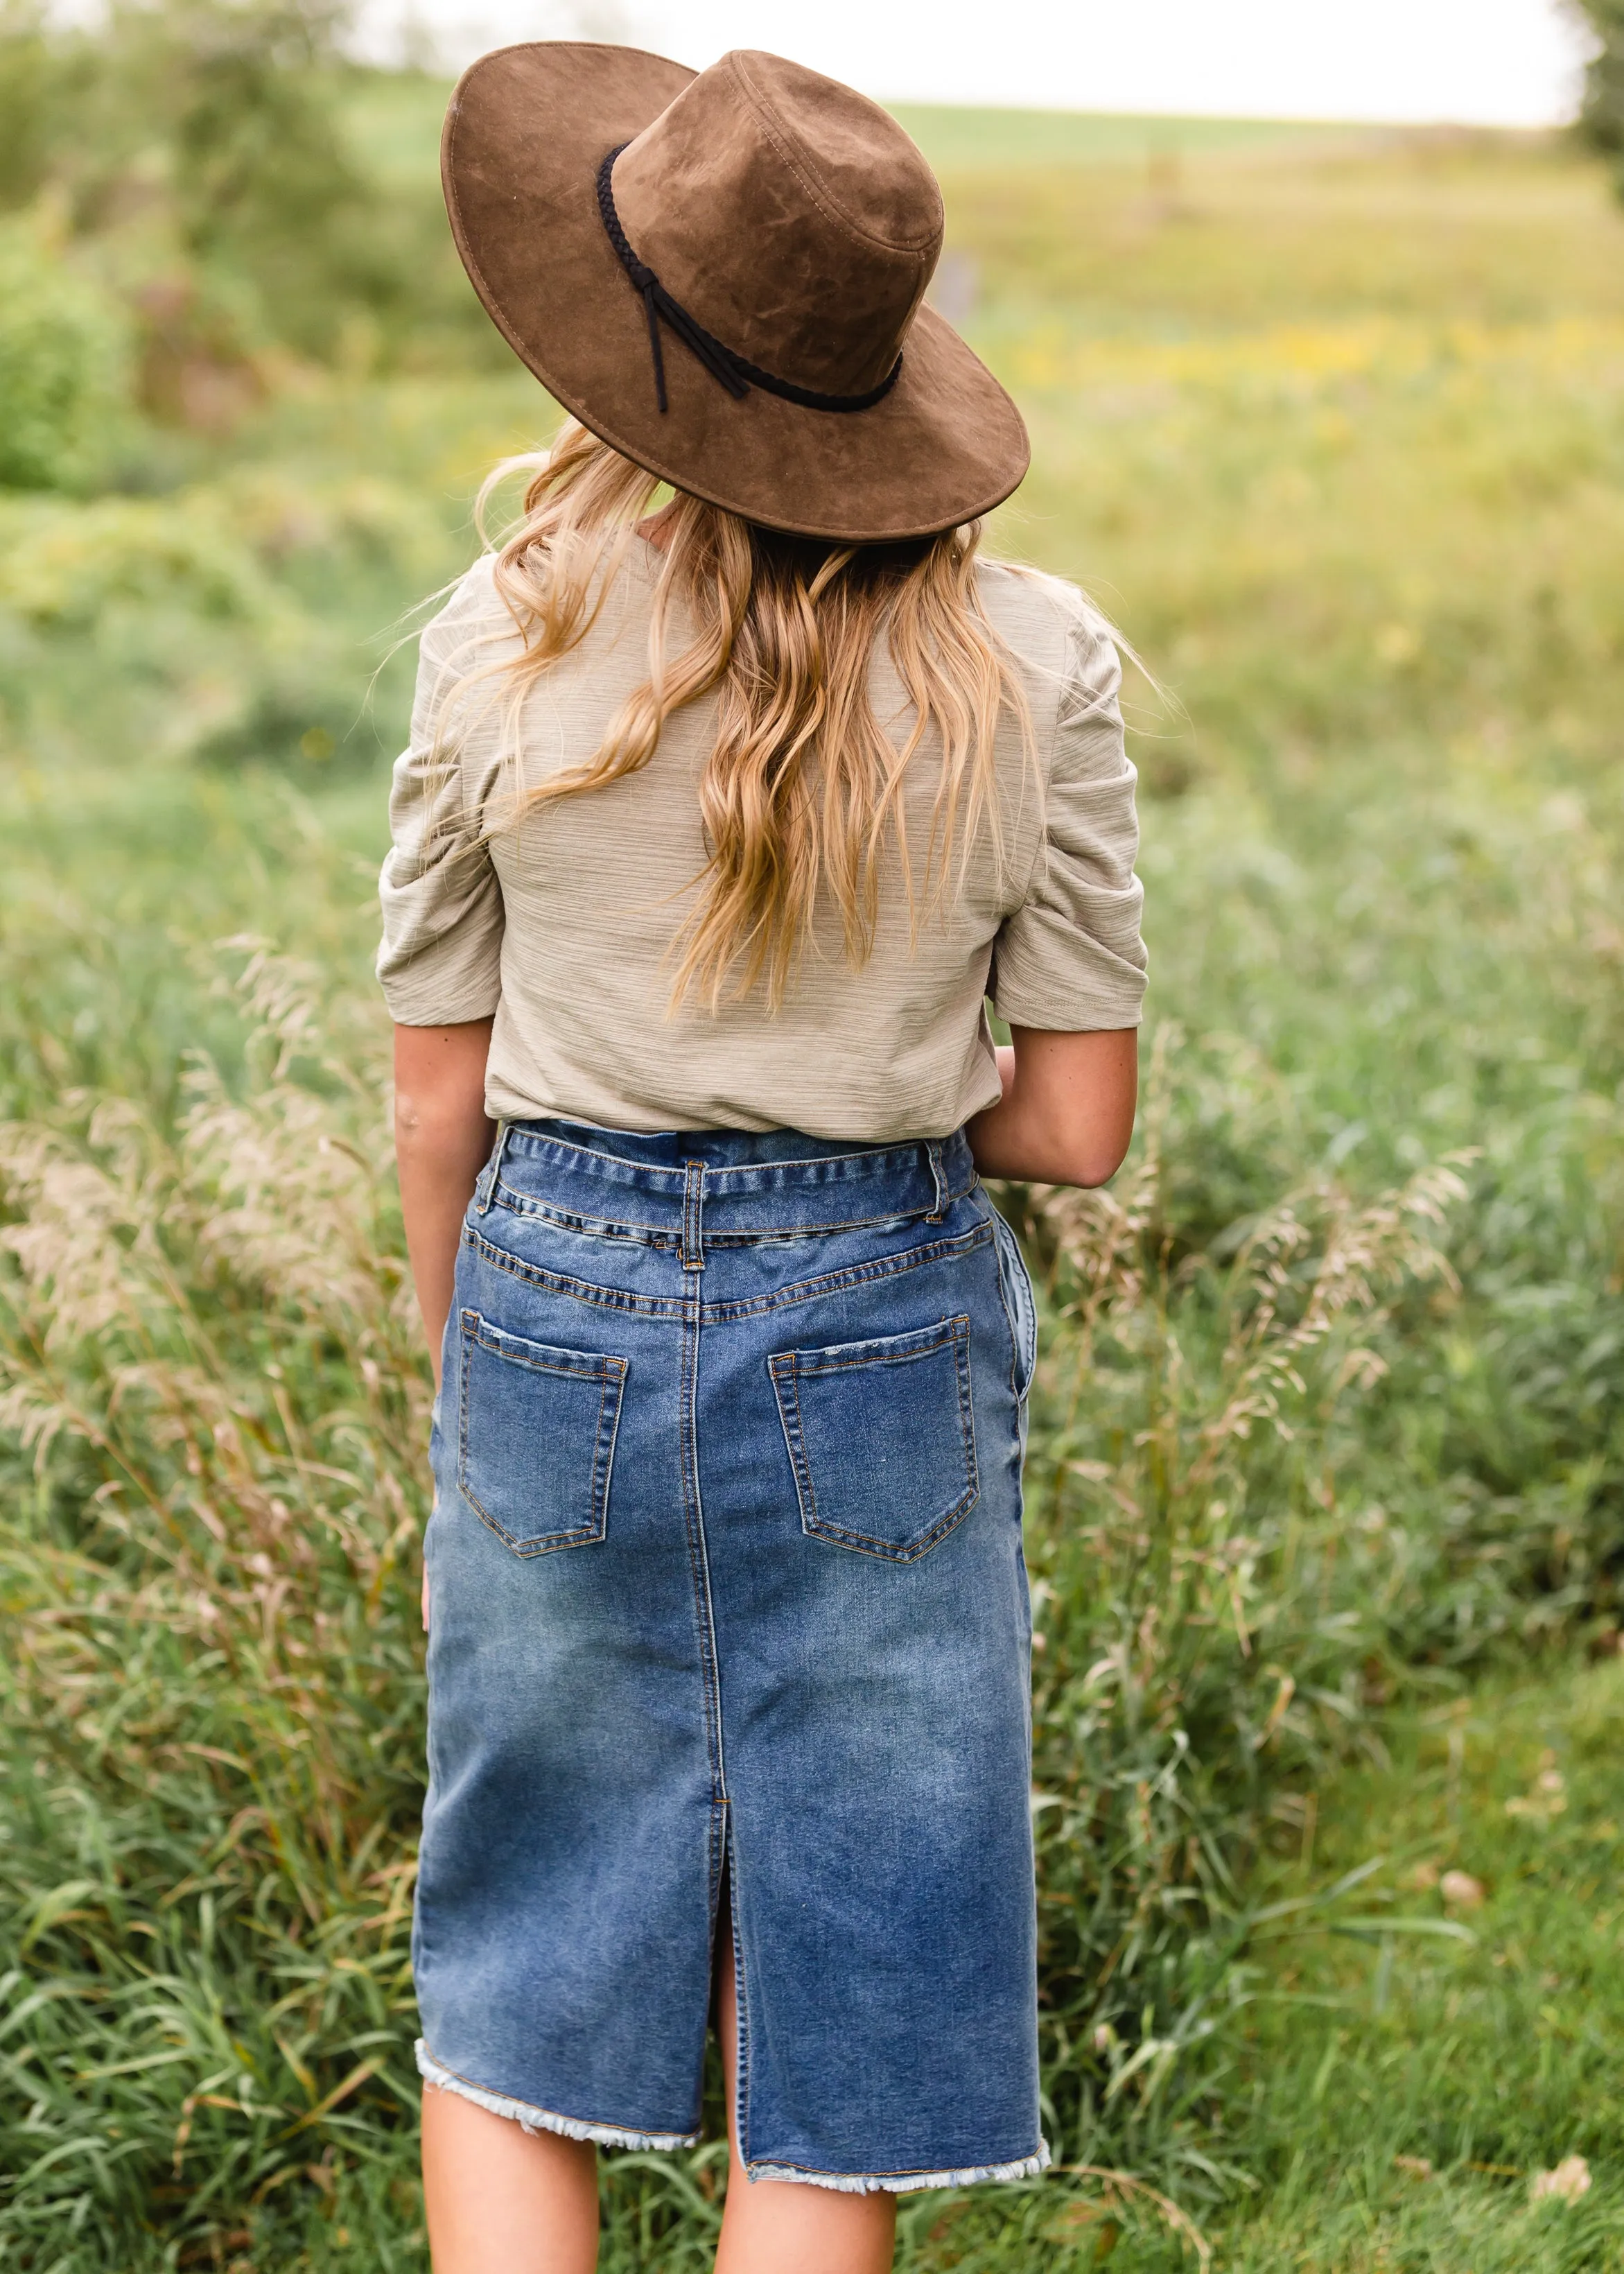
441, 42, 1030, 541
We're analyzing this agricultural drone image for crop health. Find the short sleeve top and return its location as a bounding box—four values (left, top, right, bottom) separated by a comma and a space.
378, 546, 1145, 1139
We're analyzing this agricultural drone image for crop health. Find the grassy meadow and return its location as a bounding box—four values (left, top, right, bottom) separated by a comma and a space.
1, 63, 1623, 2273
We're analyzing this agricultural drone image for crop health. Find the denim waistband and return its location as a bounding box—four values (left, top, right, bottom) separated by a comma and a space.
477, 1118, 979, 1251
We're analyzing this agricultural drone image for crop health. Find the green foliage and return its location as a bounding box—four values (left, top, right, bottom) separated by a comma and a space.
1569, 0, 1624, 166
0, 460, 451, 770
1186, 1660, 1624, 2271
0, 2, 499, 390
153, 0, 357, 234
134, 0, 383, 361
998, 1082, 1467, 2171
0, 3, 86, 213
0, 223, 132, 492
0, 953, 426, 2261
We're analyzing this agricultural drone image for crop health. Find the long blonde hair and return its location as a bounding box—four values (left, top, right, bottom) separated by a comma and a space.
455, 420, 1031, 1011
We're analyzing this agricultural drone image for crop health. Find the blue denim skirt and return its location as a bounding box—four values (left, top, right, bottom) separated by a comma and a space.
414, 1118, 1046, 2194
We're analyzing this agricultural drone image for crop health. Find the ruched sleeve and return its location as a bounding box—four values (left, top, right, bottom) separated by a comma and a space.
376, 568, 507, 1027
989, 596, 1147, 1031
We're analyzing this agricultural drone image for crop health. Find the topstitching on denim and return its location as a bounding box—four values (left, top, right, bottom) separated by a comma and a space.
669, 1154, 733, 2094
725, 1818, 755, 2184
681, 1158, 706, 1274
455, 1309, 628, 1556
472, 1124, 505, 1217
987, 1204, 1039, 1407
465, 1217, 996, 1326
491, 1176, 970, 1247
987, 1207, 1024, 1405
676, 1240, 726, 1806
700, 1222, 993, 1321
464, 1226, 692, 1319
490, 1188, 686, 1247
504, 1122, 969, 1186
498, 1122, 981, 1216
769, 1313, 981, 1563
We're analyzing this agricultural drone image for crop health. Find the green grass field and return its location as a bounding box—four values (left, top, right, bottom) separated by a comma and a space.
1, 85, 1622, 2272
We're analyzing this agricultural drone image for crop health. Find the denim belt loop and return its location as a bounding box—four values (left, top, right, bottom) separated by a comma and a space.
681, 1158, 706, 1272
925, 1140, 948, 1222
474, 1123, 507, 1217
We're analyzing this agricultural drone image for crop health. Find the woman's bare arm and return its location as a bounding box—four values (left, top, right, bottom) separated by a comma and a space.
967, 1026, 1137, 1188
394, 1020, 496, 1390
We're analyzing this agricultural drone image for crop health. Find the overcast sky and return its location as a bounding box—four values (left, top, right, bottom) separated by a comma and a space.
392, 0, 1593, 125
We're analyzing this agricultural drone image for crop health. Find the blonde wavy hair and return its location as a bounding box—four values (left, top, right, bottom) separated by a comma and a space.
451, 419, 1033, 1011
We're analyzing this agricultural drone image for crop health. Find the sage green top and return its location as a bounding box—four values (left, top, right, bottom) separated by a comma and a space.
377, 542, 1146, 1140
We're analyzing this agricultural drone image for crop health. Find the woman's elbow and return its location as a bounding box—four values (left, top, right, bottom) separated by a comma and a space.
1045, 1100, 1137, 1189
394, 1084, 487, 1163
393, 1021, 494, 1159
392, 1080, 446, 1147
1005, 1025, 1138, 1190
1058, 1134, 1133, 1188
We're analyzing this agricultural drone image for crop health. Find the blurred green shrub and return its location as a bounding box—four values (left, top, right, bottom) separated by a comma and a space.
0, 0, 500, 392
0, 464, 445, 770
1571, 1, 1624, 185
0, 223, 132, 492
0, 3, 82, 212
0, 490, 276, 622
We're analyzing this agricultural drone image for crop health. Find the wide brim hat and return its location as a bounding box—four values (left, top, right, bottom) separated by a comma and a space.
441, 42, 1030, 542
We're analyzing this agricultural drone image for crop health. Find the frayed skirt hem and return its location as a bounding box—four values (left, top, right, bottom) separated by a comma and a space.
416, 2041, 699, 2153
745, 2142, 1051, 2194
418, 2042, 1047, 2191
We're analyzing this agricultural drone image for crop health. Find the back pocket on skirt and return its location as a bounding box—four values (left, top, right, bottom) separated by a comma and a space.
768, 1314, 979, 1563
457, 1309, 628, 1556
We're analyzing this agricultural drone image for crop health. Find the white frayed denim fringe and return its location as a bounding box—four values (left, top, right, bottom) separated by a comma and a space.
746, 2143, 1051, 2194
417, 2041, 699, 2153
419, 2042, 1047, 2193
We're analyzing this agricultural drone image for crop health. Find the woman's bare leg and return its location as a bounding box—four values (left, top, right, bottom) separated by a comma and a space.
713, 1919, 896, 2274
421, 2082, 600, 2274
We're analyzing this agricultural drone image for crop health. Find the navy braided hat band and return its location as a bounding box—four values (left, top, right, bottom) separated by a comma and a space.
595, 146, 905, 417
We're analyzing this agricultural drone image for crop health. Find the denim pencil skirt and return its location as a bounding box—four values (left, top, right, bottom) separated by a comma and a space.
414, 1118, 1047, 2194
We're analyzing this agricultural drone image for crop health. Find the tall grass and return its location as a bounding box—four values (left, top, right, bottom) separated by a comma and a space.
0, 905, 1609, 2265
1015, 1059, 1469, 2171
0, 951, 424, 2258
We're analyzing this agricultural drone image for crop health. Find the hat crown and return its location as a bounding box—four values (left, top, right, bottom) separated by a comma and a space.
610, 51, 943, 398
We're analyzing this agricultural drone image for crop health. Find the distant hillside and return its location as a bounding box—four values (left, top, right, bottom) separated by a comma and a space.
889, 105, 1364, 170
343, 73, 1381, 185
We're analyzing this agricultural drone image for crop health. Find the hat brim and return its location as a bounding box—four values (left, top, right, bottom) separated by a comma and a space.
441, 42, 1031, 543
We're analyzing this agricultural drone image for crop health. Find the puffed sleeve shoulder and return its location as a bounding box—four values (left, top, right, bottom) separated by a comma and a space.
989, 585, 1148, 1031
376, 561, 508, 1027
